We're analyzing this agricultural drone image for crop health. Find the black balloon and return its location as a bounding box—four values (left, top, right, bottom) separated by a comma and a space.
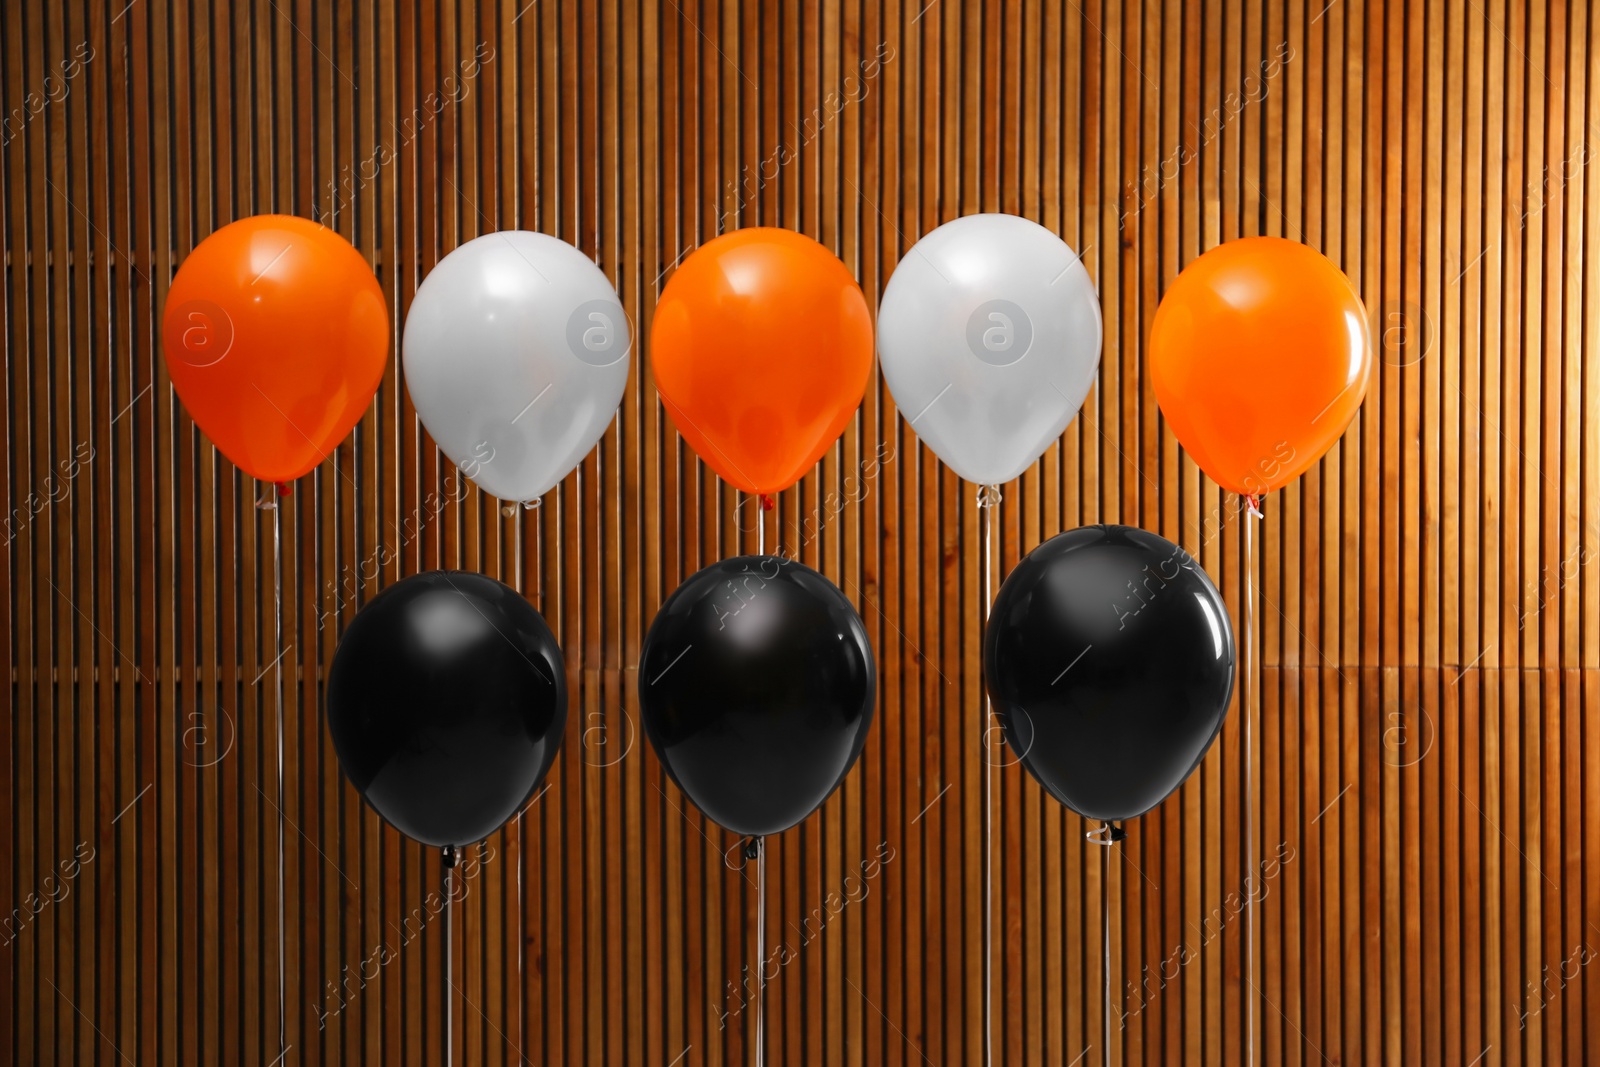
327, 571, 567, 848
640, 556, 876, 837
985, 525, 1235, 822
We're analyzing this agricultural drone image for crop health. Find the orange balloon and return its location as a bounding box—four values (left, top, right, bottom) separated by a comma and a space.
650, 228, 874, 496
162, 215, 389, 484
1149, 237, 1370, 498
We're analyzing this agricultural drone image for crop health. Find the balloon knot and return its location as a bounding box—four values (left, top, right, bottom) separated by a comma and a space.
743, 837, 762, 860
1245, 493, 1263, 519
976, 484, 1002, 508
524, 499, 541, 510
1086, 822, 1126, 846
759, 494, 775, 512
255, 481, 291, 510
442, 845, 460, 869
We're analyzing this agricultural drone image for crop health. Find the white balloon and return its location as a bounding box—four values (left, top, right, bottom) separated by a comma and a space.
877, 214, 1102, 485
403, 231, 630, 504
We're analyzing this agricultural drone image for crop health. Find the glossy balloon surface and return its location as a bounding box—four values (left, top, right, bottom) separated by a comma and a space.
162, 214, 388, 483
877, 213, 1102, 485
403, 231, 630, 504
640, 556, 875, 837
650, 228, 874, 495
985, 525, 1235, 822
1149, 236, 1370, 496
328, 571, 567, 848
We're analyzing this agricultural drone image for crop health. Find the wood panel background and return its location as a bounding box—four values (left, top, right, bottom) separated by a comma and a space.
4, 0, 1598, 1063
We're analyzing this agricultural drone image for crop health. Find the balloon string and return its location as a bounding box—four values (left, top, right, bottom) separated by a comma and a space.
757, 500, 765, 557
1243, 497, 1259, 1066
749, 836, 766, 1067
444, 845, 458, 1067
512, 498, 527, 1054
521, 493, 544, 1050
271, 496, 286, 1058
1085, 822, 1125, 1065
1105, 840, 1112, 1067
977, 483, 999, 1067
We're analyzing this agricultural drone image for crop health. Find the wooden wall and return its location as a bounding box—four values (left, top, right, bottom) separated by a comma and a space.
4, 0, 1598, 1063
